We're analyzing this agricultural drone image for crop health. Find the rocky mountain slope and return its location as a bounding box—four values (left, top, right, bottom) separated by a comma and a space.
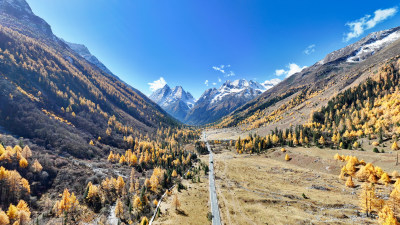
184, 79, 269, 125
63, 40, 116, 78
149, 85, 196, 122
214, 26, 400, 136
0, 0, 178, 159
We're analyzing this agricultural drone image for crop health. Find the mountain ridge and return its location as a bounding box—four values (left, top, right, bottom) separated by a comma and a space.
183, 79, 273, 125
214, 25, 400, 133
0, 0, 179, 159
149, 84, 196, 122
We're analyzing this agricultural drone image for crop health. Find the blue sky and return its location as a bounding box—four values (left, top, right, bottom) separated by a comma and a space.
26, 0, 400, 98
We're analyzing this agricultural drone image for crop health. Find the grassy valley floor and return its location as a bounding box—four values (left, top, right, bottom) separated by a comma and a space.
153, 154, 211, 225
204, 140, 400, 224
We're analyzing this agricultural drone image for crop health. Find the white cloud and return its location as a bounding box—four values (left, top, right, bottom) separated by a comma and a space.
218, 78, 222, 82
204, 80, 209, 86
262, 78, 281, 86
275, 63, 307, 78
226, 71, 235, 77
344, 7, 397, 42
275, 69, 286, 76
212, 82, 217, 85
304, 44, 316, 55
148, 77, 167, 92
262, 78, 281, 90
213, 65, 235, 77
212, 65, 227, 74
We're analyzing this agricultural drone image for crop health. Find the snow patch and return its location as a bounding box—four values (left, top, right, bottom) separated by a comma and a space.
347, 31, 400, 63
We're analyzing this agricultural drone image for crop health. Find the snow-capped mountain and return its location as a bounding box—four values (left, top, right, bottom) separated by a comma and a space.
318, 26, 400, 65
184, 79, 270, 125
150, 85, 196, 122
210, 79, 266, 104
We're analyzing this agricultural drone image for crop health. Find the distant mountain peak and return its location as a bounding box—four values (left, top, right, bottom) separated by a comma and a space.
0, 0, 53, 38
183, 79, 276, 125
149, 85, 196, 122
2, 0, 33, 14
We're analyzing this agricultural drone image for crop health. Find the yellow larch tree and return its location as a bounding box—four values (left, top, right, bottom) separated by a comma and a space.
345, 176, 354, 188
19, 157, 28, 168
173, 194, 181, 211
6, 204, 18, 222
32, 159, 42, 173
381, 172, 391, 186
0, 210, 9, 225
359, 183, 375, 217
115, 198, 124, 220
319, 136, 325, 145
390, 179, 400, 217
392, 141, 400, 151
379, 205, 399, 225
140, 216, 149, 225
21, 146, 32, 159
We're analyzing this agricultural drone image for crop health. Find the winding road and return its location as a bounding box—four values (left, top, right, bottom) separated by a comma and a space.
203, 132, 222, 225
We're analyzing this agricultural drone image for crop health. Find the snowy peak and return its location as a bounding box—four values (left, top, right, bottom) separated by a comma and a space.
184, 79, 276, 125
211, 79, 267, 104
149, 85, 196, 122
347, 28, 400, 63
318, 26, 400, 65
149, 84, 172, 105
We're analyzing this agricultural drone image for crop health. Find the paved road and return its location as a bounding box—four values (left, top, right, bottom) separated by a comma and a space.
203, 132, 222, 225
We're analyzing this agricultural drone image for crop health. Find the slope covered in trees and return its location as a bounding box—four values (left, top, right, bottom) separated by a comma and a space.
214, 28, 400, 131
0, 20, 177, 158
0, 0, 204, 223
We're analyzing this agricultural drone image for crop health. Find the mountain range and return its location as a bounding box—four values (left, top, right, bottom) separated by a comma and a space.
150, 79, 278, 125
149, 85, 196, 122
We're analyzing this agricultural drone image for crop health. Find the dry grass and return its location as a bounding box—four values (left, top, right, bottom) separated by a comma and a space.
154, 137, 399, 224
153, 154, 211, 225
210, 145, 393, 225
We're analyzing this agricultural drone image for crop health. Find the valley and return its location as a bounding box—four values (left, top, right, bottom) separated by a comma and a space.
1, 0, 400, 224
